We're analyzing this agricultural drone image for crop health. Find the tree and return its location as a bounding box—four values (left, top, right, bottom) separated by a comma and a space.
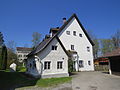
7, 41, 16, 53
93, 39, 99, 59
1, 45, 7, 70
111, 30, 120, 49
7, 48, 17, 68
0, 32, 4, 46
0, 32, 7, 70
31, 32, 41, 48
100, 39, 114, 55
87, 30, 100, 59
6, 41, 17, 68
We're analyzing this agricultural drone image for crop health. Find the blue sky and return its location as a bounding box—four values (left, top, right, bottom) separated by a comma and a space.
0, 0, 120, 47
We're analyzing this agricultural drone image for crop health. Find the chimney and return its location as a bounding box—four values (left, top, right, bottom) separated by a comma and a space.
63, 18, 66, 23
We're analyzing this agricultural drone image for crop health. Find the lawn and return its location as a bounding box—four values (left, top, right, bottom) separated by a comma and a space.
0, 70, 72, 89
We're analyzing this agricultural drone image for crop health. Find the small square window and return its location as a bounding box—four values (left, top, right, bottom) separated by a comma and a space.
71, 45, 74, 50
52, 45, 57, 50
66, 31, 70, 35
88, 61, 91, 65
73, 31, 76, 36
79, 34, 82, 37
87, 46, 90, 52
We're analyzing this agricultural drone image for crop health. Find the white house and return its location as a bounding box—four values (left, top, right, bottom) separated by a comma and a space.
56, 14, 94, 71
16, 47, 32, 62
26, 13, 94, 78
26, 37, 69, 78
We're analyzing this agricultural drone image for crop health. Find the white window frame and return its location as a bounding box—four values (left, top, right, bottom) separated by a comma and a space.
57, 61, 63, 69
87, 46, 90, 52
52, 45, 57, 50
88, 61, 91, 65
79, 60, 84, 68
44, 61, 51, 70
71, 45, 74, 50
79, 33, 82, 37
66, 31, 70, 35
73, 31, 76, 36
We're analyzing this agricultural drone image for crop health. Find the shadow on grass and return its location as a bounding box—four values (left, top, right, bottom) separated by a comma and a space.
0, 71, 39, 90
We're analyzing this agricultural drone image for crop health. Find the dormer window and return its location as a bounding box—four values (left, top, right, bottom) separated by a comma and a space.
87, 46, 90, 52
52, 45, 57, 50
71, 45, 74, 50
79, 34, 82, 37
73, 31, 76, 36
66, 31, 70, 35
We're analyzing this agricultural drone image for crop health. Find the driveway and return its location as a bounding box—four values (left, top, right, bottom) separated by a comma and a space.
16, 71, 120, 90
72, 71, 120, 90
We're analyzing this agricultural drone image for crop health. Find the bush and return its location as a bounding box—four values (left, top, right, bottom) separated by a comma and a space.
68, 59, 74, 73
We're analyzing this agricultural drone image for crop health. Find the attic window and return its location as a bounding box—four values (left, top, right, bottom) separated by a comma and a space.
73, 31, 76, 36
66, 31, 70, 35
52, 45, 57, 50
79, 34, 82, 37
87, 46, 90, 52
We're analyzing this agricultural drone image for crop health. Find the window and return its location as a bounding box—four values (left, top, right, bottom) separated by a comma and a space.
52, 45, 57, 50
33, 61, 36, 69
24, 55, 26, 57
57, 61, 63, 69
73, 31, 76, 36
87, 46, 90, 52
18, 55, 22, 57
79, 34, 82, 37
66, 31, 70, 35
44, 61, 51, 70
88, 61, 91, 65
79, 60, 84, 68
71, 45, 74, 50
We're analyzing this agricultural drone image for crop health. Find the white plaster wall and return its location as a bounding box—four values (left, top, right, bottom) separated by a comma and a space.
27, 38, 69, 77
58, 17, 94, 71
26, 56, 40, 76
17, 51, 30, 62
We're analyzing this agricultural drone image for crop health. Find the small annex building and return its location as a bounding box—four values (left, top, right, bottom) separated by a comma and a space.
99, 48, 120, 75
26, 36, 69, 78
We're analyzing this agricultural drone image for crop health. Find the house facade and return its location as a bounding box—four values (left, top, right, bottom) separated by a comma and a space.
26, 37, 69, 78
16, 47, 32, 63
57, 14, 94, 71
26, 14, 94, 78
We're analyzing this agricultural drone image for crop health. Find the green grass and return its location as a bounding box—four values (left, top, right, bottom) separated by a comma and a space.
36, 77, 72, 87
0, 70, 72, 89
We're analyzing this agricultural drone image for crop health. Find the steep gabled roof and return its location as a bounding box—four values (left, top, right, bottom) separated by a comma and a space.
28, 36, 69, 57
56, 13, 94, 46
28, 13, 94, 56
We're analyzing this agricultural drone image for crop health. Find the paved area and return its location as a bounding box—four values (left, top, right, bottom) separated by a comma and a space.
72, 71, 120, 90
16, 71, 120, 90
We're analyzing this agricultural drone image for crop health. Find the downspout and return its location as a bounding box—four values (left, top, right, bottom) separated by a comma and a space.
77, 53, 79, 72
